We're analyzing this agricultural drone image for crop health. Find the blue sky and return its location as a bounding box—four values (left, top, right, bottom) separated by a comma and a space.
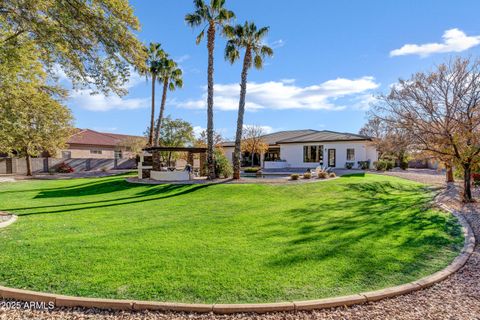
66, 0, 480, 138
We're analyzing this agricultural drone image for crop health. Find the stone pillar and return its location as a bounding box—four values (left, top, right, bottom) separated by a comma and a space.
187, 152, 194, 166
199, 152, 207, 176
152, 150, 162, 171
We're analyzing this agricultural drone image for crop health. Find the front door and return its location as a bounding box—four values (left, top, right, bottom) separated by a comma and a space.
328, 149, 336, 167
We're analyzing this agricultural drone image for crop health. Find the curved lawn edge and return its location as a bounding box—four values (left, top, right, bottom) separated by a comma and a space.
0, 206, 474, 314
0, 214, 17, 229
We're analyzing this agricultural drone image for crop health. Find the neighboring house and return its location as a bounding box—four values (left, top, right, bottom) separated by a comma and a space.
0, 129, 145, 175
222, 130, 378, 169
58, 129, 144, 160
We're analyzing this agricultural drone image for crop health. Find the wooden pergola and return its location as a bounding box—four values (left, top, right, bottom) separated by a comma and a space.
141, 146, 207, 176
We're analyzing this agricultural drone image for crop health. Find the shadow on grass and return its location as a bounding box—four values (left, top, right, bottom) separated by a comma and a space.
258, 181, 462, 283
6, 180, 213, 217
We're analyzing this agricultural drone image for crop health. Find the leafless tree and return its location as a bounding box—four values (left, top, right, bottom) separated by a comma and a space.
241, 125, 269, 167
374, 57, 480, 202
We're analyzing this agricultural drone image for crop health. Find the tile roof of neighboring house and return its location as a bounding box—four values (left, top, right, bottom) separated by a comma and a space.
222, 129, 371, 147
68, 129, 145, 147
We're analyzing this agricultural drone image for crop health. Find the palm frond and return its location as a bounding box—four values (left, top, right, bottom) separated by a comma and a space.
196, 29, 206, 45
260, 45, 274, 57
253, 54, 263, 70
185, 13, 203, 27
225, 41, 240, 64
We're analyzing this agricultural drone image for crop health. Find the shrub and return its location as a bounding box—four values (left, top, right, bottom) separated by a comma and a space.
317, 171, 328, 179
357, 161, 370, 170
472, 173, 480, 187
400, 160, 409, 170
303, 172, 312, 179
290, 174, 300, 180
345, 162, 354, 169
57, 163, 74, 173
374, 161, 385, 171
386, 160, 394, 171
329, 172, 336, 178
214, 150, 233, 178
243, 167, 261, 173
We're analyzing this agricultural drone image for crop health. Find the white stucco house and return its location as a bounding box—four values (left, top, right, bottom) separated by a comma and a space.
222, 130, 378, 170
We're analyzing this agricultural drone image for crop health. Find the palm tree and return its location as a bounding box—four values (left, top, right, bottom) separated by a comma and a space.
224, 22, 273, 179
139, 42, 166, 146
154, 57, 183, 147
185, 0, 235, 179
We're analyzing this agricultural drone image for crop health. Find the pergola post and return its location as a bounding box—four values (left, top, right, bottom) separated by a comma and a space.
187, 152, 194, 166
199, 152, 207, 176
152, 150, 162, 171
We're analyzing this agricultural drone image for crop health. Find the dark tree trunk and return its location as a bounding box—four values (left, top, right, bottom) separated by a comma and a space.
206, 22, 216, 180
463, 164, 473, 202
26, 153, 32, 176
446, 162, 454, 183
148, 74, 156, 147
154, 78, 169, 147
233, 48, 252, 179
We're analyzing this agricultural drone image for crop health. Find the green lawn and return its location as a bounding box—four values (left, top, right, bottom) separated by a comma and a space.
0, 174, 463, 304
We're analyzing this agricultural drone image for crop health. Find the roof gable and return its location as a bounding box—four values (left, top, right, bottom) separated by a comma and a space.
68, 129, 145, 147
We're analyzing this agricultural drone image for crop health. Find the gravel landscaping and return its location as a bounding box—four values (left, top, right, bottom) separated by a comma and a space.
1, 170, 478, 320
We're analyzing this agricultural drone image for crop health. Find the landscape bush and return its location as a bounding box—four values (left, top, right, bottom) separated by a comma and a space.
290, 174, 300, 180
357, 161, 370, 170
374, 160, 395, 171
472, 173, 480, 187
243, 167, 261, 173
400, 160, 409, 170
317, 171, 328, 179
214, 150, 233, 178
57, 163, 74, 173
303, 172, 312, 179
329, 172, 336, 178
345, 162, 354, 169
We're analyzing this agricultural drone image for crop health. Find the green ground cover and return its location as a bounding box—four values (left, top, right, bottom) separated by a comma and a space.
0, 173, 463, 303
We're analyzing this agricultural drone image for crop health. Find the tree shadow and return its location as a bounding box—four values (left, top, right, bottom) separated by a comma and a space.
8, 182, 212, 217
255, 181, 462, 283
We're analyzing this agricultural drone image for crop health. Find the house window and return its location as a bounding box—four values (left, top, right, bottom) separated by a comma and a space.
115, 150, 123, 159
90, 149, 102, 155
303, 145, 323, 163
347, 148, 355, 161
62, 151, 71, 159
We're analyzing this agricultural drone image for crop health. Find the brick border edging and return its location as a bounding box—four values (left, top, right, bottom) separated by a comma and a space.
0, 206, 475, 314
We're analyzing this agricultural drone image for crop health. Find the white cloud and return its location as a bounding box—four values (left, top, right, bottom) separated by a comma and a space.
175, 54, 191, 63
390, 28, 480, 57
351, 94, 378, 111
270, 39, 286, 49
193, 126, 205, 138
66, 69, 149, 112
70, 90, 149, 112
174, 77, 379, 112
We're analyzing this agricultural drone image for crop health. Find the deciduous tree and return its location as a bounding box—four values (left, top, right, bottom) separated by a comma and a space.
241, 125, 269, 167
374, 57, 480, 202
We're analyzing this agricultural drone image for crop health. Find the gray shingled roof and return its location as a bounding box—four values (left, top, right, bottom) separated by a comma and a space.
222, 129, 371, 147
277, 130, 372, 143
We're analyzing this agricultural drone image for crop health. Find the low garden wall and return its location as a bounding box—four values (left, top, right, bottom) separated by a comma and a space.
0, 157, 136, 175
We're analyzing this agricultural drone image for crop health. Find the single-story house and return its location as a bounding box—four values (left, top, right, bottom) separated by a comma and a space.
222, 130, 378, 170
58, 129, 144, 160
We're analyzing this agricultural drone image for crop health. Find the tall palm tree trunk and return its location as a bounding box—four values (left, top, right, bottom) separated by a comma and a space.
233, 48, 252, 179
154, 78, 169, 147
148, 74, 156, 146
206, 22, 216, 179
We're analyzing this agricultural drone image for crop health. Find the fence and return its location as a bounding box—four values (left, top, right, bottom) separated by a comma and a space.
0, 157, 137, 175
